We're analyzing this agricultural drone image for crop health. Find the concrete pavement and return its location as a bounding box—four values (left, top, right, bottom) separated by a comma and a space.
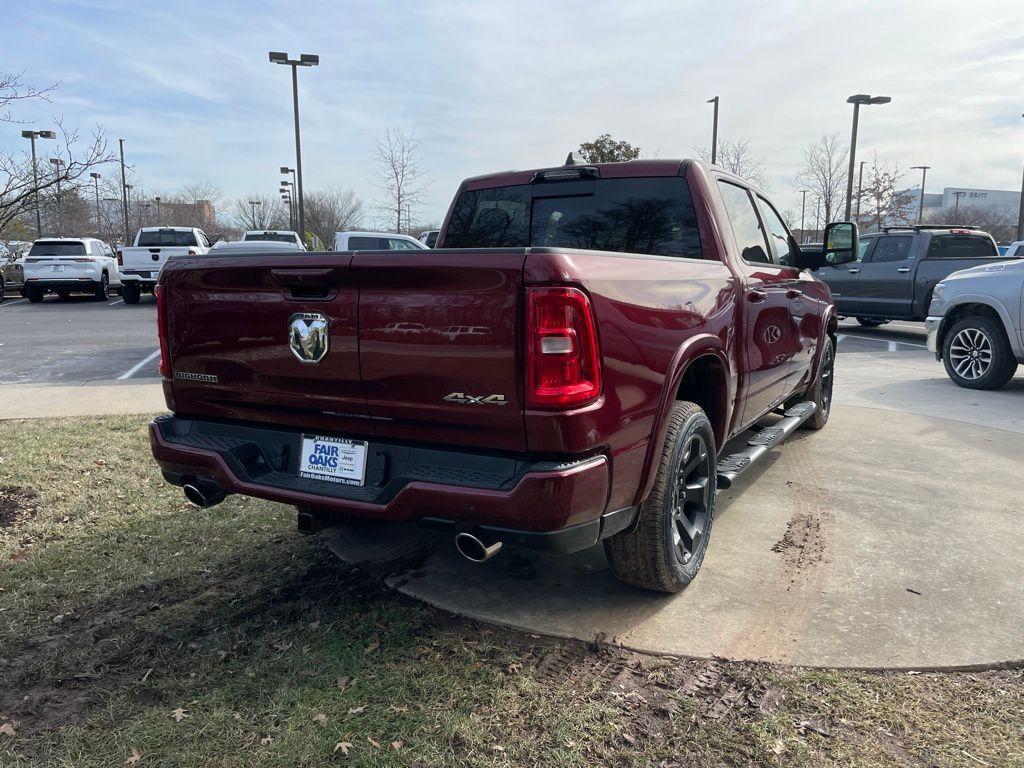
0, 380, 165, 419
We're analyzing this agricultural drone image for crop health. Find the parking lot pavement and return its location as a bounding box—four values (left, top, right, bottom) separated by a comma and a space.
0, 293, 159, 384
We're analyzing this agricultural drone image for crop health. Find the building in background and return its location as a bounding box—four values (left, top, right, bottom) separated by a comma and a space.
900, 186, 1020, 242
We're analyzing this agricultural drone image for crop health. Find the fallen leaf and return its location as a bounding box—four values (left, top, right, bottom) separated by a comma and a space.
312, 712, 328, 725
260, 736, 273, 746
140, 668, 153, 683
125, 747, 143, 765
171, 707, 188, 723
9, 548, 26, 564
309, 621, 320, 630
347, 705, 367, 715
0, 722, 17, 737
333, 741, 353, 755
390, 740, 403, 751
364, 638, 380, 654
367, 736, 380, 748
94, 459, 107, 466
388, 705, 409, 714
335, 676, 350, 691
272, 640, 293, 652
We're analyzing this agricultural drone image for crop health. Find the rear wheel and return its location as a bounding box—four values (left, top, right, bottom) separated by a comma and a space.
604, 401, 716, 593
942, 315, 1017, 390
94, 273, 110, 300
856, 317, 887, 327
803, 337, 835, 430
26, 286, 43, 303
122, 283, 141, 304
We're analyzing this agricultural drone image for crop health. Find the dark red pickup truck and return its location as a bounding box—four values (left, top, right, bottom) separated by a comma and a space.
150, 158, 856, 592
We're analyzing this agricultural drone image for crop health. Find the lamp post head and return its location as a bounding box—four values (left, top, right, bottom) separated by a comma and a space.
299, 53, 319, 66
269, 51, 288, 64
706, 96, 718, 104
280, 166, 292, 174
38, 130, 56, 139
847, 94, 891, 105
90, 172, 101, 180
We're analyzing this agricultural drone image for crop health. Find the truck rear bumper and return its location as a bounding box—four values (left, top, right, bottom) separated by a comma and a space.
25, 277, 101, 291
150, 415, 627, 554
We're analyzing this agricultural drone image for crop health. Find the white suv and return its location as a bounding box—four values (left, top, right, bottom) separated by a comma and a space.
242, 230, 306, 249
23, 237, 121, 302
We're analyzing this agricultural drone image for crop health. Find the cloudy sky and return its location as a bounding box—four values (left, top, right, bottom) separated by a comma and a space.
3, 0, 1023, 226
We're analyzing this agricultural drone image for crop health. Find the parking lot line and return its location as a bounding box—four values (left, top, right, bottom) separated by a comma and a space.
840, 332, 927, 349
0, 298, 27, 308
117, 349, 161, 380
108, 298, 124, 306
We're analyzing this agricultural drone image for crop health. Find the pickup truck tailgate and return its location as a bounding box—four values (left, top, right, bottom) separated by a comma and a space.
354, 250, 527, 452
163, 253, 370, 436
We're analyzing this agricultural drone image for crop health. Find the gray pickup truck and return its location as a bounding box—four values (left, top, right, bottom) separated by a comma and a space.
818, 225, 1014, 326
926, 258, 1023, 389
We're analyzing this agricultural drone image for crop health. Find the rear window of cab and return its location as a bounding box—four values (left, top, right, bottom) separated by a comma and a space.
444, 177, 703, 259
926, 234, 997, 259
28, 241, 86, 256
137, 230, 198, 247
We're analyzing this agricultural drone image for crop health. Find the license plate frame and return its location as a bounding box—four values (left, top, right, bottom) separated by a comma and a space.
298, 435, 368, 486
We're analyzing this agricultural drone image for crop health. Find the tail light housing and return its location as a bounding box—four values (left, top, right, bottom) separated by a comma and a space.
155, 284, 171, 378
526, 287, 601, 409
116, 250, 123, 266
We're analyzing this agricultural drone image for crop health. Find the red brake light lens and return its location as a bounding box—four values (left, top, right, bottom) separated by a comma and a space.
155, 284, 171, 378
116, 249, 123, 266
526, 287, 601, 409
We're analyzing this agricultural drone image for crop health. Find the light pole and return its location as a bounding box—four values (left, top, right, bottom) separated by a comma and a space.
20, 129, 56, 237
155, 196, 162, 222
248, 199, 262, 227
953, 190, 966, 216
910, 165, 930, 225
49, 157, 64, 235
118, 138, 130, 244
844, 94, 891, 220
125, 183, 133, 230
706, 96, 719, 164
269, 52, 319, 244
855, 160, 866, 223
90, 172, 101, 233
799, 189, 809, 243
280, 189, 292, 231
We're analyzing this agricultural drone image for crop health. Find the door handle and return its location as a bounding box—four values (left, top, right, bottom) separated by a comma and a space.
747, 288, 768, 303
786, 288, 803, 300
896, 267, 910, 273
848, 268, 860, 274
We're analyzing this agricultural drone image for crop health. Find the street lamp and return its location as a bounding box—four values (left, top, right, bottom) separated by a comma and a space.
248, 199, 262, 226
910, 165, 930, 225
799, 189, 809, 243
280, 188, 293, 230
855, 160, 866, 223
155, 196, 161, 221
118, 139, 130, 243
90, 172, 101, 233
20, 129, 56, 236
844, 94, 891, 220
269, 52, 319, 244
952, 190, 966, 215
125, 183, 133, 229
706, 96, 719, 165
49, 157, 65, 235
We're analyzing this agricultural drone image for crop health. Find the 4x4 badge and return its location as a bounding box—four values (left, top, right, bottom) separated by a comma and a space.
443, 392, 508, 406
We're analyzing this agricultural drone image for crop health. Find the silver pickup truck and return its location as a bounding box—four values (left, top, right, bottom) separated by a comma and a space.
926, 258, 1023, 389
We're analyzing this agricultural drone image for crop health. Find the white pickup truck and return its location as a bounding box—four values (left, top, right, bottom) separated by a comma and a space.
118, 227, 211, 304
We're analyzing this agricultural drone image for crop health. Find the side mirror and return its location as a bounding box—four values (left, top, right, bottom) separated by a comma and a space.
794, 221, 859, 270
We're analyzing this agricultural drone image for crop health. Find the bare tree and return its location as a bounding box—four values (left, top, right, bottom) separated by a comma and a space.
795, 133, 847, 226
231, 195, 288, 231
304, 188, 364, 249
927, 205, 1018, 242
858, 155, 915, 232
698, 138, 769, 188
372, 127, 429, 233
0, 70, 55, 123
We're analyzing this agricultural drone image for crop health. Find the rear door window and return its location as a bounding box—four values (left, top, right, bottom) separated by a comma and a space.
869, 236, 913, 263
718, 182, 772, 264
348, 237, 387, 250
137, 230, 198, 247
387, 238, 419, 250
926, 234, 997, 259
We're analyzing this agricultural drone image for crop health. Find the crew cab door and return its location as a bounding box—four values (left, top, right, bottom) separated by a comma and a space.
717, 181, 800, 425
818, 235, 871, 315
854, 234, 917, 318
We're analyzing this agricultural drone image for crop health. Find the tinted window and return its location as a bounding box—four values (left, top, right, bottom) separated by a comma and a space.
870, 236, 913, 263
444, 178, 703, 258
718, 182, 771, 264
424, 231, 438, 247
387, 238, 418, 250
137, 230, 198, 247
28, 241, 86, 256
347, 237, 386, 250
926, 234, 997, 259
445, 185, 531, 248
757, 197, 793, 266
244, 232, 296, 243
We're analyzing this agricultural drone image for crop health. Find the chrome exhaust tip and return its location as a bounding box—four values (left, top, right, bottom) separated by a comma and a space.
455, 531, 502, 563
182, 479, 227, 509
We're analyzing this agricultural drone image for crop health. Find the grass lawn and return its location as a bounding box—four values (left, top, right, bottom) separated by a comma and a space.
1, 415, 1022, 767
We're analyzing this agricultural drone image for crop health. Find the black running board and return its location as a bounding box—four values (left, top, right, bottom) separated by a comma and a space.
715, 401, 816, 489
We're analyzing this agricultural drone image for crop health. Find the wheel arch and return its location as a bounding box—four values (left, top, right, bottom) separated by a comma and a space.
632, 334, 732, 507
937, 299, 1015, 358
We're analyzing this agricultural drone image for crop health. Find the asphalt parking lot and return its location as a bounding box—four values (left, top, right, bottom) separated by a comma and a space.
0, 292, 159, 384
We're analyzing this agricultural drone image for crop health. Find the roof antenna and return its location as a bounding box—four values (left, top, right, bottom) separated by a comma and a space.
565, 151, 587, 166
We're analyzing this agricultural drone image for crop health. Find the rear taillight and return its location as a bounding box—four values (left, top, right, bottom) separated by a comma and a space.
116, 250, 123, 266
526, 287, 601, 409
155, 284, 171, 378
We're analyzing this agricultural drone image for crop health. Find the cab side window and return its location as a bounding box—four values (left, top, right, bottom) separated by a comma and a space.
718, 181, 773, 265
756, 196, 794, 266
869, 236, 913, 263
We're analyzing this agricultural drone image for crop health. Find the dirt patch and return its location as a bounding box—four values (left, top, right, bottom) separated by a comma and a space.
0, 485, 39, 529
771, 508, 827, 572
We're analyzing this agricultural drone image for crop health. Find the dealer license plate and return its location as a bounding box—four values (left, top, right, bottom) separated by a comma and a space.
298, 435, 367, 486
50, 265, 64, 273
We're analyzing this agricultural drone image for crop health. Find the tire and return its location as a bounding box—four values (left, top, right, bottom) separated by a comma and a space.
0, 282, 5, 302
604, 401, 717, 593
26, 286, 43, 303
122, 283, 141, 304
856, 317, 887, 327
803, 337, 835, 430
94, 272, 109, 300
942, 315, 1018, 390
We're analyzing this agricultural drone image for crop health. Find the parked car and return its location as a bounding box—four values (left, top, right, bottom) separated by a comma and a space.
1002, 241, 1024, 258
334, 231, 428, 251
208, 240, 304, 254
819, 225, 1014, 326
1, 244, 22, 300
242, 230, 306, 249
926, 258, 1023, 389
418, 229, 440, 248
22, 237, 121, 302
118, 227, 212, 304
149, 157, 856, 593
